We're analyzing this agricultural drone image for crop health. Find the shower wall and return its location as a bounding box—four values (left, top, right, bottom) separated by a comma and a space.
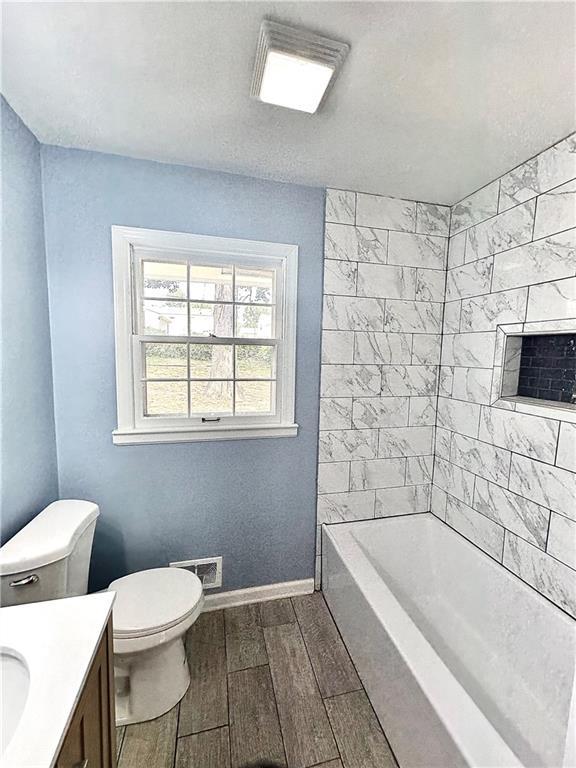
432, 133, 576, 617
316, 190, 449, 584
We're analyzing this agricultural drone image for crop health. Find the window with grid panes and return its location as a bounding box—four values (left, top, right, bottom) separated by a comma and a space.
111, 227, 298, 444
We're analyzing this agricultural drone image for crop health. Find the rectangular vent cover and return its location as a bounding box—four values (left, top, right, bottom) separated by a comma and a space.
169, 556, 222, 589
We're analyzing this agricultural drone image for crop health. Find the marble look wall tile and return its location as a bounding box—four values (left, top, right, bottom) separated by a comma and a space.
321, 331, 354, 364
438, 365, 454, 396
381, 364, 437, 396
406, 455, 433, 484
319, 397, 352, 430
323, 258, 357, 296
460, 287, 528, 332
416, 269, 446, 302
353, 331, 412, 365
547, 513, 576, 570
504, 532, 576, 618
431, 484, 448, 520
498, 135, 576, 212
441, 332, 496, 368
317, 490, 375, 524
556, 423, 576, 472
318, 429, 379, 463
411, 334, 442, 365
323, 295, 385, 331
416, 202, 450, 236
409, 396, 437, 426
388, 232, 446, 269
434, 427, 452, 460
318, 462, 350, 494
433, 457, 475, 505
450, 433, 511, 486
321, 364, 381, 398
357, 263, 416, 299
473, 477, 549, 549
465, 200, 535, 262
325, 224, 388, 263
356, 193, 416, 231
526, 276, 576, 322
522, 317, 576, 334
533, 179, 576, 240
478, 406, 559, 464
325, 223, 358, 261
352, 396, 409, 429
375, 483, 430, 517
446, 257, 493, 302
443, 301, 461, 334
450, 181, 500, 235
378, 426, 434, 458
452, 367, 492, 405
492, 229, 576, 292
509, 454, 576, 521
446, 494, 504, 560
448, 231, 466, 269
437, 396, 480, 437
385, 300, 443, 333
326, 188, 356, 224
356, 227, 389, 263
350, 458, 406, 491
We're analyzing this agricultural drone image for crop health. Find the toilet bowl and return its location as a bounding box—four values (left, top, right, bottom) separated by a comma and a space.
108, 567, 204, 726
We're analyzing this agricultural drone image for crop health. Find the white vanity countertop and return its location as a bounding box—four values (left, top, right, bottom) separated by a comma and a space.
0, 592, 115, 768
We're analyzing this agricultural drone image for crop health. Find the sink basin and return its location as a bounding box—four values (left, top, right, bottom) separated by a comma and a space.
0, 648, 29, 754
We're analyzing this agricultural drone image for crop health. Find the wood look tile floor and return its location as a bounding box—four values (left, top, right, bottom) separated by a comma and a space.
116, 592, 398, 768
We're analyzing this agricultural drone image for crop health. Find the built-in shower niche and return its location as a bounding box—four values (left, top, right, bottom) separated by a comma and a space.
500, 331, 576, 410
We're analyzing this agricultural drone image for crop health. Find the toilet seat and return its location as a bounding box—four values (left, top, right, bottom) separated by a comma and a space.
109, 567, 203, 639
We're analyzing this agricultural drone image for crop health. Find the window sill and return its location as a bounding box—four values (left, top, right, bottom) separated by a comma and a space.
112, 423, 299, 445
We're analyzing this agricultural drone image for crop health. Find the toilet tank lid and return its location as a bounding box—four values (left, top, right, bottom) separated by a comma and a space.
0, 500, 100, 575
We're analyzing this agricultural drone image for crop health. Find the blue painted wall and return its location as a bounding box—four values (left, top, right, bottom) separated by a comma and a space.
1, 98, 59, 543
41, 146, 324, 591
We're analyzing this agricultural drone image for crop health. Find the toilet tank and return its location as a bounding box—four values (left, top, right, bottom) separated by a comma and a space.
0, 500, 99, 607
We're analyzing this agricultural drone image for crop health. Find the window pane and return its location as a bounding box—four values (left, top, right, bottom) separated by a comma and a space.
190, 344, 233, 379
190, 381, 233, 414
190, 303, 233, 337
143, 299, 188, 336
235, 267, 275, 304
235, 345, 275, 379
144, 343, 187, 379
143, 261, 187, 299
145, 381, 188, 416
190, 265, 233, 302
235, 381, 274, 414
235, 305, 274, 338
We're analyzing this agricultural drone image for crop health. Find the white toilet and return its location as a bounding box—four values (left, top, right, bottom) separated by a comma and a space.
0, 499, 204, 726
108, 567, 203, 725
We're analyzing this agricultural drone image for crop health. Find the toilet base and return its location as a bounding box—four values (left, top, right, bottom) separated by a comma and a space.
114, 635, 190, 726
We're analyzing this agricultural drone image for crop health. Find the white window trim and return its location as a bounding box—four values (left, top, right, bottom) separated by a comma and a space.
111, 225, 299, 445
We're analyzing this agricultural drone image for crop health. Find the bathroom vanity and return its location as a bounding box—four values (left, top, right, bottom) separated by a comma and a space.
0, 592, 116, 768
56, 616, 116, 767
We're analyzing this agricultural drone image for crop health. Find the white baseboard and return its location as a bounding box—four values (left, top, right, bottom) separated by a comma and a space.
202, 578, 315, 612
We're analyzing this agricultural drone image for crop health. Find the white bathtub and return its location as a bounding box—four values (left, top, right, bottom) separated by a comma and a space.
322, 513, 576, 768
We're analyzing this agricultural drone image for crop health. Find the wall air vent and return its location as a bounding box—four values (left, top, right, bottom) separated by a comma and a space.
169, 556, 223, 589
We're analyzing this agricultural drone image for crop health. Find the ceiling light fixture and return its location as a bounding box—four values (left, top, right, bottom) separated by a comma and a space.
251, 20, 349, 114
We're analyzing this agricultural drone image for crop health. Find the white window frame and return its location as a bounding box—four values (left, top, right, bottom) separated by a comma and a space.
111, 225, 299, 445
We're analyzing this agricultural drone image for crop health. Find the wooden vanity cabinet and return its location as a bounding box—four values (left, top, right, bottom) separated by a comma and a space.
56, 618, 117, 768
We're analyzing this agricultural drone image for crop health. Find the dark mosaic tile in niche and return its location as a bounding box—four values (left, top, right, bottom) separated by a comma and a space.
517, 334, 576, 404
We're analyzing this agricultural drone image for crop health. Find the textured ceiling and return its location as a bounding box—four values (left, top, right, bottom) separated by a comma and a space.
2, 1, 575, 204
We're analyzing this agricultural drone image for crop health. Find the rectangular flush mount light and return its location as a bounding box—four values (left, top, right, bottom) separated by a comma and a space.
251, 20, 349, 114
